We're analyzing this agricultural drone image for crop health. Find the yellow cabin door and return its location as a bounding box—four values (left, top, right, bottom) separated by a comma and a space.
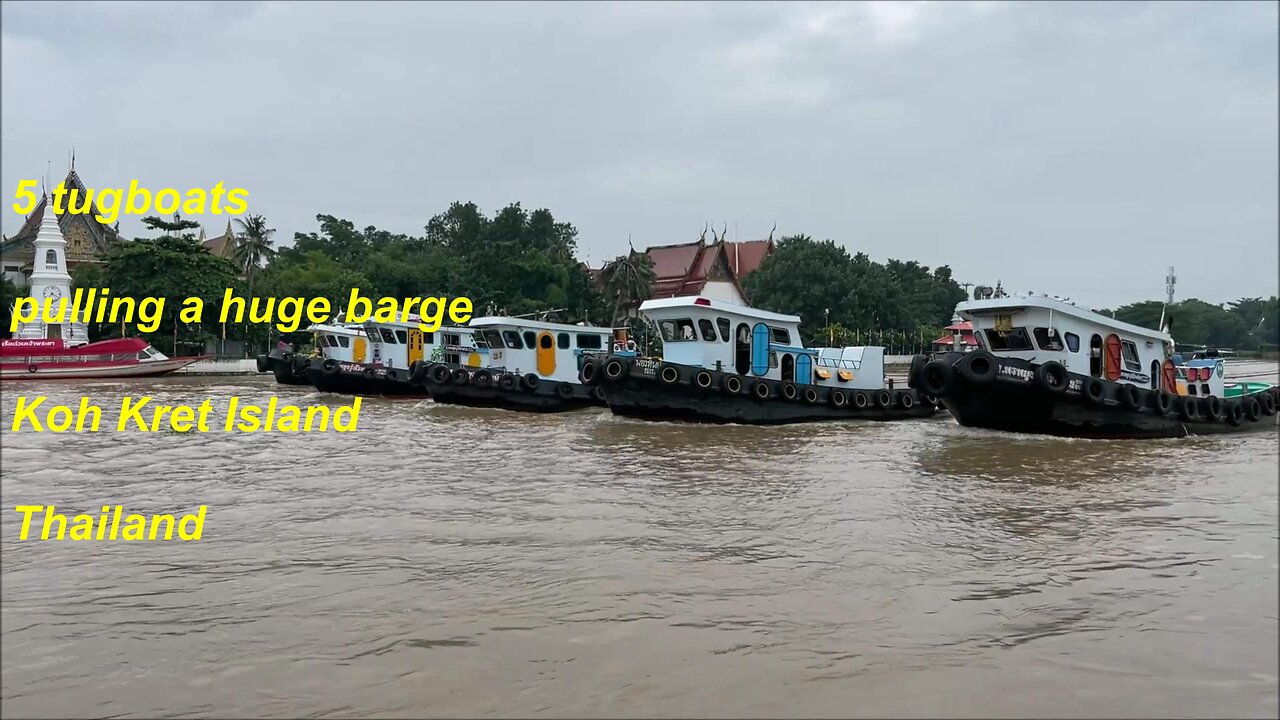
407, 329, 424, 364
536, 332, 556, 376
353, 337, 366, 363
466, 353, 481, 368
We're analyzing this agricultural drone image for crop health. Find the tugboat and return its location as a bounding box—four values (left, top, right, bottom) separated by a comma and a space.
908, 285, 1278, 439
585, 296, 938, 425
257, 320, 364, 387
409, 314, 613, 412
306, 319, 482, 397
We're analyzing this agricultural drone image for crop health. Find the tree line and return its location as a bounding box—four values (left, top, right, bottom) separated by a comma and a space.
1099, 297, 1279, 351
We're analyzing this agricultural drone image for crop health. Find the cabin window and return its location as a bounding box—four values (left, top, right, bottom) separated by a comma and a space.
421, 332, 435, 344
660, 319, 697, 342
1150, 359, 1160, 390
482, 330, 503, 349
1120, 340, 1141, 371
523, 331, 537, 348
379, 328, 396, 344
338, 336, 350, 348
539, 334, 553, 349
1089, 334, 1102, 377
735, 323, 750, 374
983, 328, 1033, 351
1065, 332, 1080, 353
1032, 327, 1063, 351
768, 350, 778, 369
557, 333, 570, 349
395, 330, 408, 345
716, 317, 730, 343
781, 354, 794, 382
576, 334, 602, 349
770, 326, 791, 344
698, 319, 716, 342
502, 330, 523, 349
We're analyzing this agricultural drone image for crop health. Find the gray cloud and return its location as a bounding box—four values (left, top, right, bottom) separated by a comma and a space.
3, 0, 1275, 308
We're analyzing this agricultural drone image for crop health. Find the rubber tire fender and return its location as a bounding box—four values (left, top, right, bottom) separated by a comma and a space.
472, 369, 492, 388
1260, 392, 1276, 416
1225, 401, 1243, 426
1202, 395, 1223, 422
659, 364, 682, 386
498, 373, 517, 391
1117, 383, 1144, 411
957, 351, 997, 385
1081, 377, 1106, 405
874, 389, 892, 409
803, 386, 820, 404
603, 357, 629, 381
556, 382, 574, 399
695, 370, 715, 390
919, 361, 953, 397
1179, 396, 1202, 422
1245, 397, 1261, 422
1153, 391, 1175, 415
830, 389, 848, 408
451, 368, 470, 385
723, 375, 743, 394
751, 380, 772, 400
322, 358, 340, 375
523, 373, 540, 391
781, 382, 799, 401
579, 359, 600, 386
430, 364, 451, 385
1035, 361, 1069, 395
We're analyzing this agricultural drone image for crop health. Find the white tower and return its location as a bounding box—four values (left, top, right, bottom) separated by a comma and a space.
17, 198, 88, 343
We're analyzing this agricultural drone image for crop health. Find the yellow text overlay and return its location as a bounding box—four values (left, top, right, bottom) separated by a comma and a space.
9, 396, 361, 433
13, 180, 247, 225
13, 505, 206, 541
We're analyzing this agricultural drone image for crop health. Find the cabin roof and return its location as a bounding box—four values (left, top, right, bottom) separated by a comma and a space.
469, 316, 613, 334
957, 295, 1171, 342
639, 295, 801, 325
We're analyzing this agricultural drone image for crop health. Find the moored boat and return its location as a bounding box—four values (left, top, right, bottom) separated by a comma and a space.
908, 288, 1278, 439
586, 296, 938, 425
303, 319, 482, 397
410, 315, 612, 412
1, 337, 204, 379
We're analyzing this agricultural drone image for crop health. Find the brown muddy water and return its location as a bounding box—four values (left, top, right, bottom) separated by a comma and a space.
1, 375, 1277, 718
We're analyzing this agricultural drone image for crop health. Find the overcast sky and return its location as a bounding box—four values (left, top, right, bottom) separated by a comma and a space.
3, 1, 1276, 309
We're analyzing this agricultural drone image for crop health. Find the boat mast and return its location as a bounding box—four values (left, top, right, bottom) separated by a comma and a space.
1159, 266, 1176, 333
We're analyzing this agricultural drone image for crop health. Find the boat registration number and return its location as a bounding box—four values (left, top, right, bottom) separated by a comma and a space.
633, 359, 661, 376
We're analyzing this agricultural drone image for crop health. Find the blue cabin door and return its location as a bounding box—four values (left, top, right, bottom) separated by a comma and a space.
795, 354, 813, 385
751, 323, 770, 376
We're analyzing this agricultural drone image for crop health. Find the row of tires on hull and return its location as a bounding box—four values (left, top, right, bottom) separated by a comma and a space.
912, 351, 1278, 427
408, 361, 605, 401
579, 356, 930, 411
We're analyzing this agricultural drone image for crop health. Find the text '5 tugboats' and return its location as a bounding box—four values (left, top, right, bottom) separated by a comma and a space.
580, 296, 938, 425
908, 286, 1279, 439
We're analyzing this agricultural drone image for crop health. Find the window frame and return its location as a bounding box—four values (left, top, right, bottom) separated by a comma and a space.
698, 318, 717, 342
716, 317, 731, 343
983, 327, 1034, 351
1120, 339, 1141, 371
1064, 332, 1080, 353
502, 330, 524, 349
394, 329, 408, 345
557, 333, 570, 349
659, 318, 698, 343
769, 326, 791, 344
379, 328, 396, 344
1032, 327, 1063, 351
522, 330, 537, 349
576, 333, 603, 350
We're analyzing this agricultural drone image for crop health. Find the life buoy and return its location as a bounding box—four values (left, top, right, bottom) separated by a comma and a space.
522, 373, 540, 391
451, 368, 470, 385
695, 371, 715, 390
853, 392, 869, 409
1117, 384, 1143, 411
1202, 396, 1223, 422
957, 351, 997, 385
1179, 396, 1201, 422
579, 359, 599, 385
781, 382, 798, 401
498, 373, 517, 391
723, 375, 743, 394
473, 369, 492, 388
1081, 377, 1106, 405
604, 358, 628, 381
874, 389, 892, 409
430, 364, 451, 385
27, 364, 37, 374
919, 361, 953, 396
556, 382, 574, 399
1245, 397, 1261, 422
1035, 361, 1069, 395
752, 380, 772, 400
803, 386, 820, 404
830, 389, 848, 407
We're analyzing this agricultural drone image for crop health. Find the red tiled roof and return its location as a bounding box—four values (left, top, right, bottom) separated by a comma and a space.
643, 237, 773, 301
943, 320, 973, 332
725, 239, 772, 277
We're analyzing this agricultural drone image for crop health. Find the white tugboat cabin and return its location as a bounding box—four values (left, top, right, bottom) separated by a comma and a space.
639, 296, 887, 391
955, 288, 1175, 392
470, 316, 613, 384
310, 318, 484, 369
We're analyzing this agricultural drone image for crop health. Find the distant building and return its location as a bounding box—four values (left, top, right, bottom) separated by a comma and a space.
643, 236, 774, 305
198, 219, 238, 261
932, 320, 979, 353
1, 169, 121, 289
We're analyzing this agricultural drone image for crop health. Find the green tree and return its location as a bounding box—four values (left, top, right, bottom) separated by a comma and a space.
599, 246, 655, 324
233, 214, 277, 296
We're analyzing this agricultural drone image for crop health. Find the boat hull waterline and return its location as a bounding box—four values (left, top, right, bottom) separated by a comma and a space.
411, 361, 603, 413
589, 356, 939, 425
913, 351, 1279, 439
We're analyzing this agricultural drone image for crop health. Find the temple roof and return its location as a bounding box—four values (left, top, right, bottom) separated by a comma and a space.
0, 170, 120, 263
644, 237, 772, 300
201, 219, 237, 259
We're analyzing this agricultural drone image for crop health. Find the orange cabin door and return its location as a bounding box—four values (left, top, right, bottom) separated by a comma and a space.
408, 329, 424, 364
353, 337, 366, 363
1103, 334, 1123, 381
536, 332, 556, 376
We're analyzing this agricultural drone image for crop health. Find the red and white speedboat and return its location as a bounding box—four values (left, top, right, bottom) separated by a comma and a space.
0, 337, 205, 380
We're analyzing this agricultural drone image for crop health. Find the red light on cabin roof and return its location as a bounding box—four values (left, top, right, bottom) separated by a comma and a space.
694, 298, 711, 306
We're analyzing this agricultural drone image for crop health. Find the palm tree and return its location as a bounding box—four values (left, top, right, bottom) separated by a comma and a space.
233, 214, 277, 296
599, 241, 656, 325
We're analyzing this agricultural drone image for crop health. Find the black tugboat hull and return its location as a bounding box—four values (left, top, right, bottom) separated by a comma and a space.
593, 358, 938, 426
257, 349, 313, 386
305, 361, 428, 397
413, 363, 603, 413
916, 351, 1280, 439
